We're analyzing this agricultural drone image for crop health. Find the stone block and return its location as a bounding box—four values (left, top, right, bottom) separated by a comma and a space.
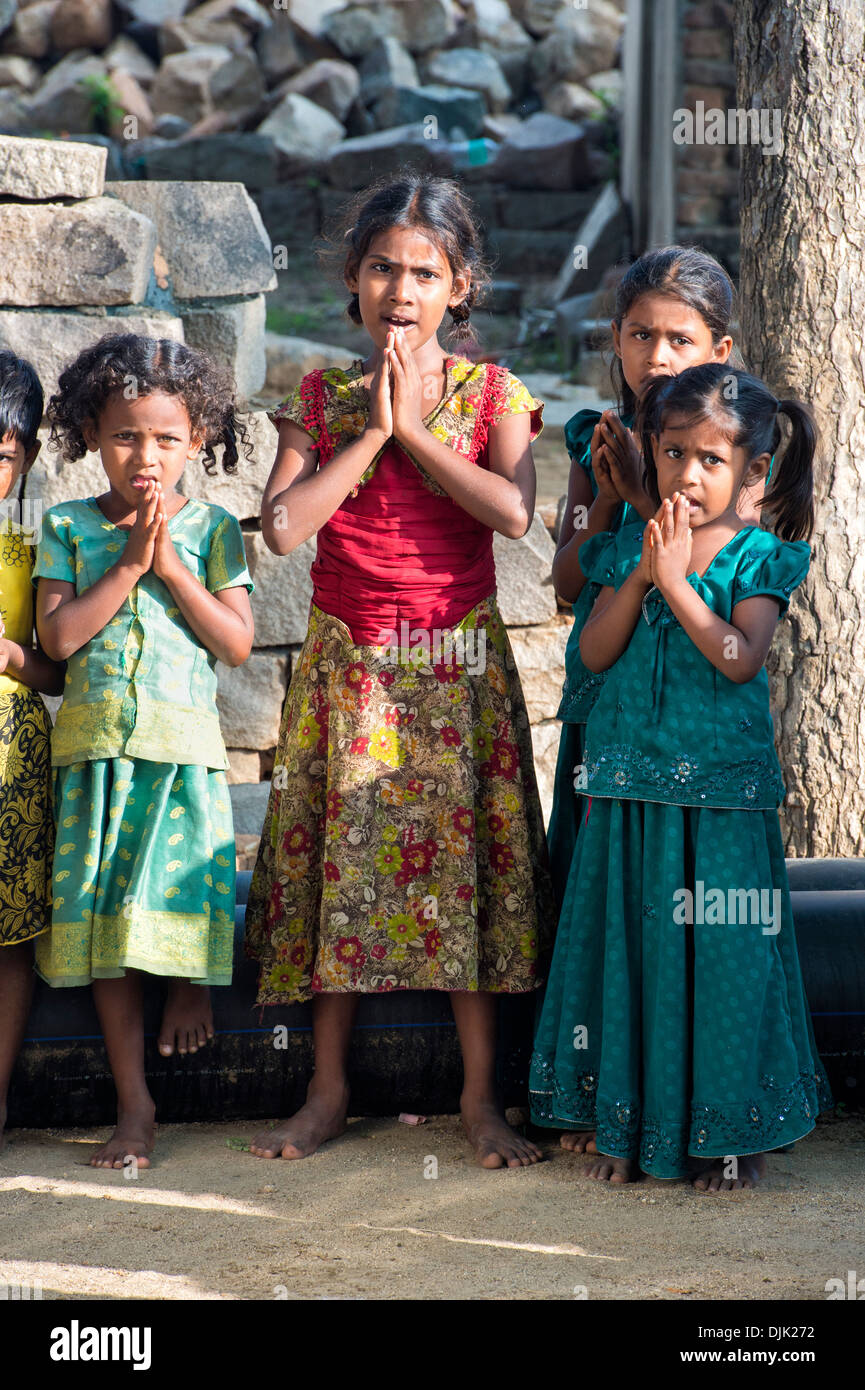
0, 133, 107, 199
150, 42, 230, 123
135, 131, 277, 186
225, 747, 261, 785
373, 84, 485, 139
0, 56, 41, 91
50, 0, 114, 52
529, 3, 623, 89
500, 187, 594, 231
253, 181, 319, 249
256, 12, 302, 84
424, 48, 510, 113
324, 122, 452, 189
216, 649, 291, 750
543, 81, 604, 123
104, 35, 158, 86
0, 199, 157, 308
107, 69, 155, 138
528, 717, 560, 827
24, 431, 116, 512
388, 0, 458, 55
228, 778, 272, 834
489, 112, 592, 191
178, 408, 275, 523
106, 179, 277, 298
279, 59, 360, 122
358, 36, 418, 105
264, 332, 355, 397
26, 52, 110, 132
0, 308, 184, 402
246, 529, 315, 648
322, 3, 389, 59
506, 616, 572, 725
180, 295, 266, 403
493, 511, 557, 626
257, 91, 345, 176
2, 1, 58, 60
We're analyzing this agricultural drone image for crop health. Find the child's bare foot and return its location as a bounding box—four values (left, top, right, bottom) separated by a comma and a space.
461, 1097, 543, 1169
587, 1153, 636, 1183
158, 981, 214, 1057
692, 1152, 767, 1192
249, 1079, 349, 1160
560, 1130, 598, 1153
89, 1100, 156, 1170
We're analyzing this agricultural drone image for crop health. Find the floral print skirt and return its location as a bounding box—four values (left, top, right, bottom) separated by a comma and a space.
530, 795, 832, 1178
0, 690, 53, 946
245, 595, 555, 1004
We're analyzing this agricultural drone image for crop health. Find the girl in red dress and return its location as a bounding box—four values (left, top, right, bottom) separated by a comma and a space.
245, 174, 555, 1168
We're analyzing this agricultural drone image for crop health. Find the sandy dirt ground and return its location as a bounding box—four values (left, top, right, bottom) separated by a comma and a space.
1, 1112, 862, 1302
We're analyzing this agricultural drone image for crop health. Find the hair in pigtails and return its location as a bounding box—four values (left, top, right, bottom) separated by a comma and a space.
632, 362, 817, 543
761, 399, 816, 542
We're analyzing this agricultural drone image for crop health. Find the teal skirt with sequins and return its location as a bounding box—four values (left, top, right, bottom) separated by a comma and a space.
529, 795, 832, 1178
546, 720, 586, 914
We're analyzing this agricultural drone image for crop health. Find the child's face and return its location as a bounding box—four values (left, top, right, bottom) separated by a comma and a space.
0, 430, 40, 502
651, 412, 770, 527
612, 293, 732, 399
346, 226, 470, 353
82, 391, 203, 512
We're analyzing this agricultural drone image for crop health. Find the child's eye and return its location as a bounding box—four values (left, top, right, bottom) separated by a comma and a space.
672, 336, 693, 346
417, 270, 437, 280
633, 330, 650, 340
372, 262, 391, 273
705, 454, 724, 465
665, 446, 683, 459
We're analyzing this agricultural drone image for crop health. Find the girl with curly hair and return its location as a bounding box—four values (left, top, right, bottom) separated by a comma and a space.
33, 334, 254, 1169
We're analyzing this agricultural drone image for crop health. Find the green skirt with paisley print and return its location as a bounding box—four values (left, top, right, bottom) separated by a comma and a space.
245, 595, 555, 1005
0, 689, 53, 946
36, 756, 236, 987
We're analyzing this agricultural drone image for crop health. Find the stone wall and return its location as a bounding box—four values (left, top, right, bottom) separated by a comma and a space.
676, 0, 738, 276
2, 133, 572, 840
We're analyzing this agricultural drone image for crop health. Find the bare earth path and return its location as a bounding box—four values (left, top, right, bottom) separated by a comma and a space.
0, 1114, 861, 1301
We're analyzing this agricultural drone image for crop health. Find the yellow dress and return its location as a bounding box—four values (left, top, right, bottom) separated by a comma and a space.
0, 521, 53, 945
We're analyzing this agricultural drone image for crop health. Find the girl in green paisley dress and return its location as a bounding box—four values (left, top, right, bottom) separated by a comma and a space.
531, 364, 831, 1188
34, 335, 254, 1169
0, 352, 65, 1150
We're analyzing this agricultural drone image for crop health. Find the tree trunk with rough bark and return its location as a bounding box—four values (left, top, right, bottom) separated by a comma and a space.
734, 0, 865, 855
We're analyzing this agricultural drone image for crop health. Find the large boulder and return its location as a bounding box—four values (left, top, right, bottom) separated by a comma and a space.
530, 2, 623, 89
106, 179, 277, 299
0, 56, 42, 92
322, 3, 389, 59
25, 51, 110, 132
357, 36, 418, 105
506, 616, 571, 724
2, 2, 59, 61
178, 408, 275, 523
279, 59, 360, 123
245, 530, 315, 648
256, 11, 302, 84
0, 199, 157, 307
264, 333, 355, 397
50, 0, 114, 52
424, 48, 511, 113
181, 295, 266, 403
373, 85, 486, 139
257, 92, 345, 176
489, 111, 593, 190
287, 0, 347, 45
2, 310, 183, 409
388, 0, 458, 55
134, 131, 277, 186
150, 43, 264, 124
103, 36, 158, 87
493, 511, 558, 626
324, 122, 453, 189
0, 134, 107, 200
216, 651, 291, 750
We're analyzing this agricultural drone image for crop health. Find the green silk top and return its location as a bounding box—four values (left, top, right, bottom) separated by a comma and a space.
580, 522, 810, 810
32, 497, 253, 769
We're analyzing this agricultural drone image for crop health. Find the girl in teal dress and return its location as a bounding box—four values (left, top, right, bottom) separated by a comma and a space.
34, 334, 254, 1169
549, 248, 748, 916
531, 363, 831, 1189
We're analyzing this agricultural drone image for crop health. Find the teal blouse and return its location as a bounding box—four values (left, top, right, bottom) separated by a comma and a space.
32, 497, 254, 770
558, 408, 637, 724
580, 522, 810, 810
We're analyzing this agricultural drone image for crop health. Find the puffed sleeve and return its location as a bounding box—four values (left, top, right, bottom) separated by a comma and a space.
732, 535, 810, 615
579, 522, 644, 590
206, 512, 255, 595
493, 369, 544, 441
563, 408, 601, 476
30, 506, 77, 588
269, 380, 310, 433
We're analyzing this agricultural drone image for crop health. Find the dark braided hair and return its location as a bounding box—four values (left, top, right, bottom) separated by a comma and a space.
46, 333, 251, 473
326, 170, 490, 344
638, 364, 816, 542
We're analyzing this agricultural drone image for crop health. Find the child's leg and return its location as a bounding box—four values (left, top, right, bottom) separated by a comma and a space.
450, 991, 543, 1170
158, 981, 214, 1057
0, 941, 34, 1148
90, 973, 155, 1169
249, 993, 357, 1160
691, 1153, 767, 1192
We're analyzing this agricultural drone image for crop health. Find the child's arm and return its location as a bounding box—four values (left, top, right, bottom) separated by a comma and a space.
37, 482, 163, 661
0, 631, 65, 695
579, 530, 655, 672
152, 508, 253, 668
388, 333, 534, 539
262, 355, 393, 555
596, 412, 655, 523
651, 495, 782, 683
